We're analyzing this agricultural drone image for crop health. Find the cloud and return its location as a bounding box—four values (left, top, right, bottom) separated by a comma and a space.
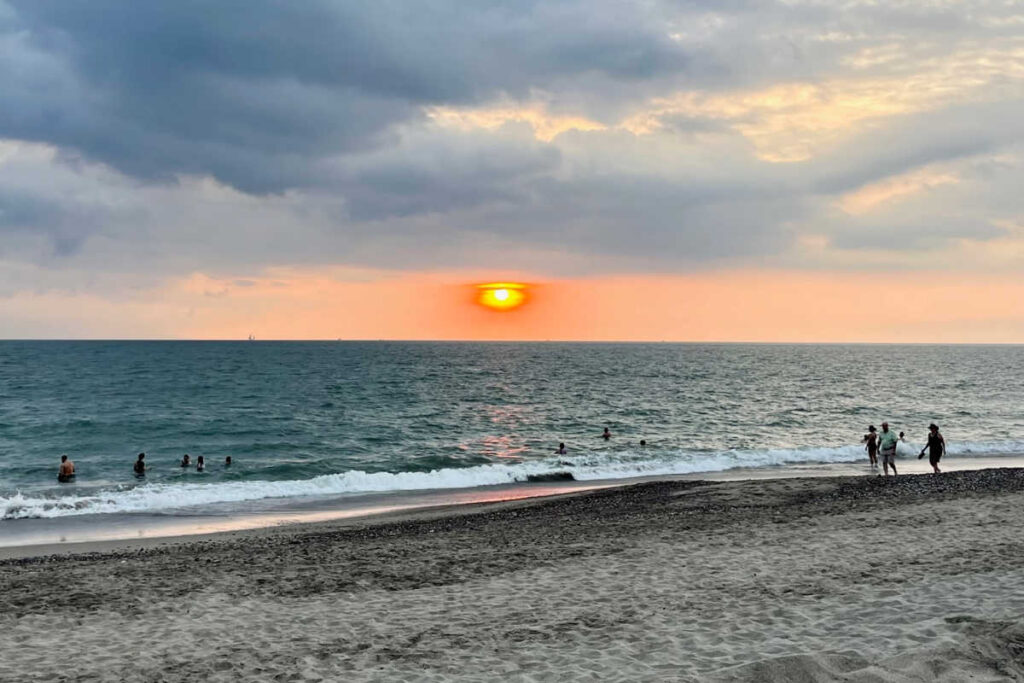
837, 168, 959, 215
0, 0, 696, 193
0, 0, 1023, 314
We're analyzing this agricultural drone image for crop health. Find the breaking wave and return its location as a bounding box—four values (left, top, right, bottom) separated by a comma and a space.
3, 440, 1022, 520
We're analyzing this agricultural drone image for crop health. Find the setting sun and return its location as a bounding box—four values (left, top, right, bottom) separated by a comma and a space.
476, 282, 528, 311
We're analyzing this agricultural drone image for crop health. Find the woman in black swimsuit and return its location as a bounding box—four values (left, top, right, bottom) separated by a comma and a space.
864, 425, 878, 467
919, 424, 945, 474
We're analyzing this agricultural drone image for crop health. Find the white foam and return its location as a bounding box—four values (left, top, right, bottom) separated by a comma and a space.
3, 440, 1023, 520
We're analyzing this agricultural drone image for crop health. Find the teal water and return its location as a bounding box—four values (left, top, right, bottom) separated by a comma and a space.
1, 342, 1023, 519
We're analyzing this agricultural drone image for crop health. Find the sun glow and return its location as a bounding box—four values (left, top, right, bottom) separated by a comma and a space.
476, 282, 528, 311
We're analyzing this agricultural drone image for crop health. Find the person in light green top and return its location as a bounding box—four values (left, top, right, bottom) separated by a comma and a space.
878, 421, 899, 476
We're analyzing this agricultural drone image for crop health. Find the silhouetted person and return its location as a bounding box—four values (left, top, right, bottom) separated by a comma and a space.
602, 427, 611, 440
180, 454, 191, 468
224, 456, 232, 467
640, 439, 647, 447
134, 453, 146, 476
58, 454, 75, 483
196, 455, 205, 472
919, 423, 946, 474
554, 443, 567, 455
864, 426, 878, 467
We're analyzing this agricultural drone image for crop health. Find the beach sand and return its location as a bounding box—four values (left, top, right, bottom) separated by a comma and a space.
2, 469, 1024, 682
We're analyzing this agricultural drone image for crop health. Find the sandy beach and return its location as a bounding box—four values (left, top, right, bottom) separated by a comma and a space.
3, 469, 1024, 682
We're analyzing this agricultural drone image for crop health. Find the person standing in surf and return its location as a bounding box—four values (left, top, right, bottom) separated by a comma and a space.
57, 454, 75, 483
919, 423, 946, 474
864, 426, 879, 467
878, 422, 899, 476
134, 452, 146, 476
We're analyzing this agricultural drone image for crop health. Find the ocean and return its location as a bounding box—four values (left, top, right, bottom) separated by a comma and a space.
1, 341, 1023, 525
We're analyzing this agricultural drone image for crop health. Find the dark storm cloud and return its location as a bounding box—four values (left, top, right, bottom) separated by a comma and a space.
0, 0, 1020, 283
1, 0, 691, 193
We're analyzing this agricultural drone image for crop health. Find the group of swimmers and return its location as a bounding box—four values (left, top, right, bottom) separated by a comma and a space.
553, 427, 647, 455
58, 452, 235, 482
864, 422, 946, 476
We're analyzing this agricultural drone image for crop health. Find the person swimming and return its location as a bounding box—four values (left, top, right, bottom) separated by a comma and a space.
224, 455, 232, 467
602, 427, 611, 440
554, 443, 567, 455
196, 455, 205, 472
639, 439, 647, 447
134, 452, 146, 476
57, 454, 75, 483
180, 454, 191, 468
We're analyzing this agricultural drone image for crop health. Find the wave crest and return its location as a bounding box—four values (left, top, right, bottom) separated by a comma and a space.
3, 440, 1022, 520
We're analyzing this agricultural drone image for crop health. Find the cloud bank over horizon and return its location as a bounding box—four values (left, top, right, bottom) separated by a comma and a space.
1, 0, 1022, 338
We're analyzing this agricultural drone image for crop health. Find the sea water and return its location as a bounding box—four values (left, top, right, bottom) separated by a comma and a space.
1, 341, 1022, 522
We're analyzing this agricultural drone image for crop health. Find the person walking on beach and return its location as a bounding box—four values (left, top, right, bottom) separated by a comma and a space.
919, 423, 946, 474
57, 454, 75, 483
864, 426, 879, 467
878, 422, 899, 476
134, 452, 146, 476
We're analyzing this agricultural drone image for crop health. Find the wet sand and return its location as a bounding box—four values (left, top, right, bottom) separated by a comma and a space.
3, 469, 1024, 681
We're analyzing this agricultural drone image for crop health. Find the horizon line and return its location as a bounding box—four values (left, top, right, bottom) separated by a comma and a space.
1, 338, 1023, 345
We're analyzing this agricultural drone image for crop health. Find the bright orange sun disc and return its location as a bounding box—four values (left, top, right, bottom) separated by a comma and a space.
476, 282, 528, 311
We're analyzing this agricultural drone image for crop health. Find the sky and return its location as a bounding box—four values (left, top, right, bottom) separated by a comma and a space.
0, 1, 1022, 341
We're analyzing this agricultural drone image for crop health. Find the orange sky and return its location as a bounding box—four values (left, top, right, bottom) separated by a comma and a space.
6, 269, 1020, 342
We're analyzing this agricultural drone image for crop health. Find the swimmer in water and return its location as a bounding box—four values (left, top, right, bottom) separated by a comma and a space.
602, 427, 611, 440
554, 443, 567, 455
224, 456, 232, 467
134, 452, 146, 476
180, 454, 191, 468
640, 439, 647, 447
196, 455, 205, 472
57, 454, 75, 483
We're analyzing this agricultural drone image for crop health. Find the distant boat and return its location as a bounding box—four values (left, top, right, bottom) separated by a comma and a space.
248, 334, 255, 341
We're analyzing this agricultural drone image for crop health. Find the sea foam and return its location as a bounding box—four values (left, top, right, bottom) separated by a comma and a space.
2, 440, 1022, 520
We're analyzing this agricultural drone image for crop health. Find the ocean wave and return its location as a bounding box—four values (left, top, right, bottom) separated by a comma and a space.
3, 440, 1023, 520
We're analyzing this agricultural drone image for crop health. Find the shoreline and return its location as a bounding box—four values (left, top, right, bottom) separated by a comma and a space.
3, 452, 1024, 557
2, 468, 1024, 681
